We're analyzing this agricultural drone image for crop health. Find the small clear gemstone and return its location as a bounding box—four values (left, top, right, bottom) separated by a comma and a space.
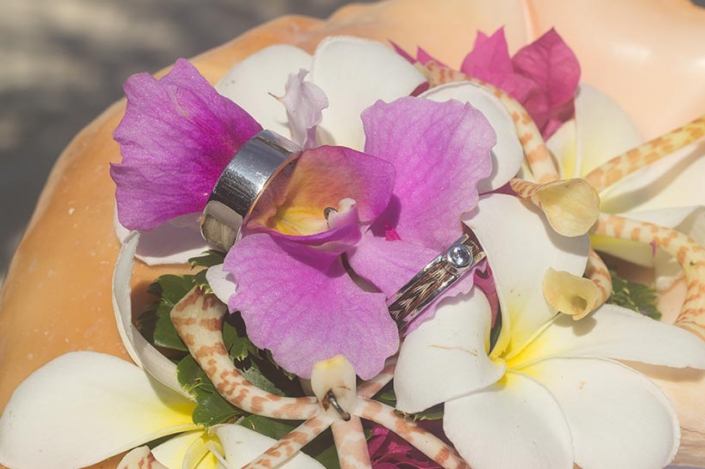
447, 244, 473, 268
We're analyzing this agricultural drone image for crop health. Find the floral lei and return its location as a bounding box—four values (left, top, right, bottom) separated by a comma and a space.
2, 26, 705, 469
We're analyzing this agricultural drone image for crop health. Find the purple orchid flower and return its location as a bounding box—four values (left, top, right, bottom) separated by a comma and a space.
395, 28, 580, 139
111, 58, 497, 381
225, 97, 496, 379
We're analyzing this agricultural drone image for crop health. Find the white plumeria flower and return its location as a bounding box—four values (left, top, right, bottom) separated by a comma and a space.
394, 194, 705, 469
0, 232, 324, 469
216, 36, 425, 150
547, 84, 705, 290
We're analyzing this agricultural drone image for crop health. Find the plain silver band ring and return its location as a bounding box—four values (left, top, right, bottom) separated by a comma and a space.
201, 130, 301, 251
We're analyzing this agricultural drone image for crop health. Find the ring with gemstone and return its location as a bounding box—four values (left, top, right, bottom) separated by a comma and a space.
200, 130, 301, 251
387, 234, 486, 332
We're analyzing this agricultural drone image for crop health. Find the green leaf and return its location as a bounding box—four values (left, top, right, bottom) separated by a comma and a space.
223, 320, 258, 362
177, 355, 244, 426
242, 366, 285, 397
140, 274, 196, 353
189, 250, 226, 269
607, 269, 662, 320
372, 383, 443, 421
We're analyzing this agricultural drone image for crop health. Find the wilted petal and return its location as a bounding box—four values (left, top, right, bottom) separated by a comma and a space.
363, 97, 495, 250
280, 70, 329, 148
216, 44, 312, 137
395, 289, 505, 413
444, 372, 573, 469
512, 304, 705, 370
310, 36, 426, 149
542, 268, 601, 320
215, 424, 325, 469
113, 231, 188, 395
225, 234, 398, 379
112, 59, 262, 231
420, 82, 523, 192
463, 194, 589, 357
525, 358, 679, 469
0, 352, 197, 469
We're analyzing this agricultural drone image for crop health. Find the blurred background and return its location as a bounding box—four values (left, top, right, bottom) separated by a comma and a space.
1, 0, 704, 284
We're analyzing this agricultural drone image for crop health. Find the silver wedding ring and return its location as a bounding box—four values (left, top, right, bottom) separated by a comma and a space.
201, 130, 301, 251
387, 234, 485, 333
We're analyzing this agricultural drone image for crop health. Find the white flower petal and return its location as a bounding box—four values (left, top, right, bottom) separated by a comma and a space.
420, 82, 524, 192
119, 447, 169, 469
113, 231, 189, 396
216, 44, 313, 137
152, 431, 218, 469
444, 371, 573, 469
600, 142, 705, 216
591, 206, 704, 273
463, 194, 590, 356
206, 263, 236, 305
514, 304, 705, 370
395, 289, 505, 413
0, 352, 197, 469
310, 36, 425, 149
115, 211, 210, 265
215, 425, 325, 469
570, 84, 643, 179
525, 358, 680, 469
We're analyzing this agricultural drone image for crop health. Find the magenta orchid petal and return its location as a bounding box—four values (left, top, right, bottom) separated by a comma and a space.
416, 47, 446, 67
512, 28, 581, 138
461, 30, 514, 76
362, 97, 495, 250
111, 59, 262, 231
390, 41, 416, 65
347, 233, 440, 297
279, 69, 329, 149
225, 233, 399, 379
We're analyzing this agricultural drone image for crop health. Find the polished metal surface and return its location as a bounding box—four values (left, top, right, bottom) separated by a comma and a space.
201, 130, 300, 251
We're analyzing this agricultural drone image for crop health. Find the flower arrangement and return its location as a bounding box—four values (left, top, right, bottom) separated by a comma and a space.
1, 2, 705, 469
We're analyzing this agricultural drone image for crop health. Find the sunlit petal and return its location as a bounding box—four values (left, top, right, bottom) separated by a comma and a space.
0, 352, 197, 469
444, 372, 573, 469
216, 44, 312, 137
311, 36, 425, 149
513, 304, 705, 370
395, 289, 505, 413
420, 82, 523, 192
206, 263, 236, 306
525, 358, 679, 469
463, 194, 589, 356
152, 431, 218, 469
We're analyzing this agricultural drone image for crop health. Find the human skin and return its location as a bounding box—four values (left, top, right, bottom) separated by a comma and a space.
1, 0, 704, 467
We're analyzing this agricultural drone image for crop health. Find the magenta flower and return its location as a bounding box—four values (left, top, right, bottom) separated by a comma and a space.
396, 28, 580, 139
111, 59, 262, 231
225, 97, 496, 379
110, 55, 497, 381
367, 424, 443, 469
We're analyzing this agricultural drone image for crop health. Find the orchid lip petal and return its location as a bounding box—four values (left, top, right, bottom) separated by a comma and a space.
0, 352, 197, 469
